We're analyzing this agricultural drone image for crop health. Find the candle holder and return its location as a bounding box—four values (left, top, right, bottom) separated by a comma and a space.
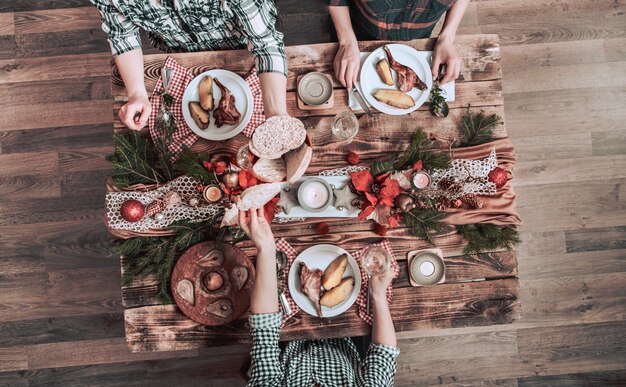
407, 248, 445, 286
297, 177, 333, 212
411, 171, 432, 190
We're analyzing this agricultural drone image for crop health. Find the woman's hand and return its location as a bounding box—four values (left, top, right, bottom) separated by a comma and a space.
238, 207, 275, 253
333, 39, 361, 90
119, 93, 151, 130
431, 37, 461, 84
370, 269, 395, 300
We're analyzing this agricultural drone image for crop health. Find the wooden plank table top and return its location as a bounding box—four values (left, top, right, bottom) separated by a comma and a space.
109, 34, 520, 352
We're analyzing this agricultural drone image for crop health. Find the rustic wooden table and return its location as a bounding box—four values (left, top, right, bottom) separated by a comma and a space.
110, 34, 520, 352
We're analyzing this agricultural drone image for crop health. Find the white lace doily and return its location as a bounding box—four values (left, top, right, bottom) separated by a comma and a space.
428, 147, 498, 198
106, 176, 224, 232
318, 165, 368, 176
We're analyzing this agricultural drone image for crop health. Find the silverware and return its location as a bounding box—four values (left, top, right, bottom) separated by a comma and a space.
351, 86, 373, 117
366, 275, 371, 315
276, 250, 292, 315
155, 67, 175, 138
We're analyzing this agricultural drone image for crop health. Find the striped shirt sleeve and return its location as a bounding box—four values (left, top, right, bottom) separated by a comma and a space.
247, 312, 284, 387
90, 0, 142, 56
362, 343, 400, 386
231, 0, 287, 76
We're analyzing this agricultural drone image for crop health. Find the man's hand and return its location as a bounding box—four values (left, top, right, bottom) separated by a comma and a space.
333, 39, 361, 90
431, 37, 461, 84
370, 269, 395, 300
119, 93, 151, 130
238, 207, 275, 254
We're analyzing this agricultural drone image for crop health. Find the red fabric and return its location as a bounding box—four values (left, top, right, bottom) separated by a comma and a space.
352, 238, 400, 325
242, 70, 266, 138
276, 238, 300, 324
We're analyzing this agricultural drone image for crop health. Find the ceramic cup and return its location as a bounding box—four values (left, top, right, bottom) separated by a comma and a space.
409, 251, 445, 286
298, 72, 333, 106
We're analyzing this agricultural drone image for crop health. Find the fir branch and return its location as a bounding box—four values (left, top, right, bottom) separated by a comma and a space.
371, 159, 394, 176
173, 148, 217, 184
429, 82, 448, 118
457, 107, 501, 147
394, 128, 451, 171
456, 224, 520, 256
108, 132, 166, 188
402, 208, 447, 245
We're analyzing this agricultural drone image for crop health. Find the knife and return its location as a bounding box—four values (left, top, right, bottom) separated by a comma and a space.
351, 86, 373, 117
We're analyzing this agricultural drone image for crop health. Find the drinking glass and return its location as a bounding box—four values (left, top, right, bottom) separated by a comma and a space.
360, 245, 391, 276
236, 144, 253, 170
331, 111, 359, 143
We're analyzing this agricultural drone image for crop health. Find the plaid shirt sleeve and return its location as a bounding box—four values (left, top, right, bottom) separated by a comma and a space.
231, 0, 287, 76
90, 0, 142, 56
362, 343, 400, 386
247, 312, 284, 387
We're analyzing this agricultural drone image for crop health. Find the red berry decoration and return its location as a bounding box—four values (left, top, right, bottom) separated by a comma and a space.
316, 222, 330, 235
488, 167, 508, 189
374, 223, 388, 236
120, 199, 145, 222
346, 151, 360, 165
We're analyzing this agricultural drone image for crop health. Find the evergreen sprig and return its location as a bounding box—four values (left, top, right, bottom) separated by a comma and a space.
429, 82, 448, 118
108, 131, 167, 188
458, 107, 501, 147
401, 208, 447, 245
394, 128, 451, 171
173, 148, 218, 185
456, 224, 520, 256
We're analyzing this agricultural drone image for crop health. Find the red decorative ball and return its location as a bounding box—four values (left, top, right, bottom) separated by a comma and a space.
346, 151, 360, 165
374, 223, 388, 236
120, 199, 145, 222
316, 222, 330, 235
488, 167, 508, 189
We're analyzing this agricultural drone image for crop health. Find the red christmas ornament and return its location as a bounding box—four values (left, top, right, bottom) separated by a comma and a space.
488, 167, 508, 189
346, 151, 360, 165
451, 199, 463, 208
120, 199, 145, 222
196, 184, 205, 192
374, 223, 387, 236
316, 222, 330, 235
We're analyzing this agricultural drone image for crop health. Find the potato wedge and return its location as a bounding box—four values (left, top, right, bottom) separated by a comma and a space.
373, 89, 415, 109
320, 277, 354, 308
189, 101, 210, 129
322, 254, 349, 290
376, 58, 394, 86
199, 76, 214, 111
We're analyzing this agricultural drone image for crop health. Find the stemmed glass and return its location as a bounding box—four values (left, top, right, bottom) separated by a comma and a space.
360, 245, 391, 314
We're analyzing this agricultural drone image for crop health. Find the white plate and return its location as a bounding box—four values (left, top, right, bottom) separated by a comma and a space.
182, 69, 253, 141
359, 44, 433, 115
288, 244, 361, 318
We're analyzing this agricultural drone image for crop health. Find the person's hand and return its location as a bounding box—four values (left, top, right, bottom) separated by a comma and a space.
370, 269, 395, 300
119, 93, 151, 130
238, 207, 275, 253
333, 39, 361, 90
431, 37, 461, 84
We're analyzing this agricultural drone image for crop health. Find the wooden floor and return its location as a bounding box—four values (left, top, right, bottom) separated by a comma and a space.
0, 0, 625, 385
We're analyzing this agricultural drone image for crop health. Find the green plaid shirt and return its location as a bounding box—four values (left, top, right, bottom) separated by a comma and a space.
91, 0, 287, 76
248, 313, 400, 386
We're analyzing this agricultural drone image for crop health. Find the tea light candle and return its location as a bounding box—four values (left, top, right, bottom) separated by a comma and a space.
300, 181, 330, 209
411, 172, 431, 189
419, 261, 435, 277
203, 185, 222, 203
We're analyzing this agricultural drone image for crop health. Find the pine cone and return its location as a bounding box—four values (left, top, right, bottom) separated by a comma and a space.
435, 196, 449, 211
348, 181, 359, 194
370, 183, 381, 194
459, 194, 483, 209
146, 198, 165, 218
351, 197, 367, 210
438, 178, 463, 196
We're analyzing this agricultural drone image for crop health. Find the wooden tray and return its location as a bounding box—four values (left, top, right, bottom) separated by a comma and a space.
171, 241, 255, 326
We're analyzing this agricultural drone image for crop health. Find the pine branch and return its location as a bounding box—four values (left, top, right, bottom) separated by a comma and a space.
173, 148, 217, 184
108, 132, 166, 188
402, 208, 447, 245
394, 128, 451, 171
458, 107, 500, 147
456, 224, 520, 256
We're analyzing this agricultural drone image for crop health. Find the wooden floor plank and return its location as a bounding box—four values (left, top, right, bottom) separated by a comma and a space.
0, 12, 14, 35
591, 130, 626, 156
0, 0, 92, 13
0, 77, 111, 107
0, 123, 113, 154
15, 29, 109, 58
0, 347, 28, 373
0, 151, 58, 177
14, 7, 100, 34
517, 369, 626, 387
0, 52, 111, 84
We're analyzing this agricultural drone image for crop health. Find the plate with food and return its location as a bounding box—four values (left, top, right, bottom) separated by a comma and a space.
182, 69, 253, 141
288, 244, 361, 318
359, 44, 432, 115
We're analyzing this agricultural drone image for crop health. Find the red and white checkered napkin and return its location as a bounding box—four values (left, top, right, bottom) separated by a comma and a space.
148, 57, 266, 154
276, 238, 300, 323
352, 238, 400, 325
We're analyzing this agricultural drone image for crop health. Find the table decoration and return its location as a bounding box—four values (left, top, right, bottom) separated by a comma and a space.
297, 177, 334, 212
407, 249, 445, 286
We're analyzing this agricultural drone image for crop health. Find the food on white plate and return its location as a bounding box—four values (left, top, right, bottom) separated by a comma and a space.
205, 299, 233, 318
322, 253, 349, 290
238, 182, 282, 210
232, 266, 249, 291
374, 89, 415, 109
252, 157, 287, 183
198, 75, 214, 111
203, 271, 224, 291
213, 78, 241, 127
285, 143, 312, 184
320, 277, 355, 308
176, 279, 195, 305
189, 101, 210, 129
300, 262, 323, 317
250, 115, 306, 159
383, 45, 427, 92
376, 58, 394, 86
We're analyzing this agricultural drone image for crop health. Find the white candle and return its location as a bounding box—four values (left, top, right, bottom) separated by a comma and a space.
412, 172, 431, 189
301, 181, 330, 209
419, 261, 435, 276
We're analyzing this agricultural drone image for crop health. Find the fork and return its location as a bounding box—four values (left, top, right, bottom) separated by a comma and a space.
155, 67, 176, 140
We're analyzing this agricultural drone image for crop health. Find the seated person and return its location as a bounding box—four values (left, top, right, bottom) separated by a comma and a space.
91, 0, 288, 130
328, 0, 470, 88
238, 206, 399, 386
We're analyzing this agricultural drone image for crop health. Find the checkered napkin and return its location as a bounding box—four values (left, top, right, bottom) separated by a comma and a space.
276, 238, 300, 323
352, 238, 400, 325
148, 57, 266, 154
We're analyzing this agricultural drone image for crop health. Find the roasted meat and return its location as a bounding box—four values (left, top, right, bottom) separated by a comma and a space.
300, 262, 323, 317
383, 45, 427, 92
213, 78, 241, 127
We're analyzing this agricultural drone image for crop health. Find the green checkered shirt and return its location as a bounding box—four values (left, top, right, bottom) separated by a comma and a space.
91, 0, 287, 76
248, 313, 400, 386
